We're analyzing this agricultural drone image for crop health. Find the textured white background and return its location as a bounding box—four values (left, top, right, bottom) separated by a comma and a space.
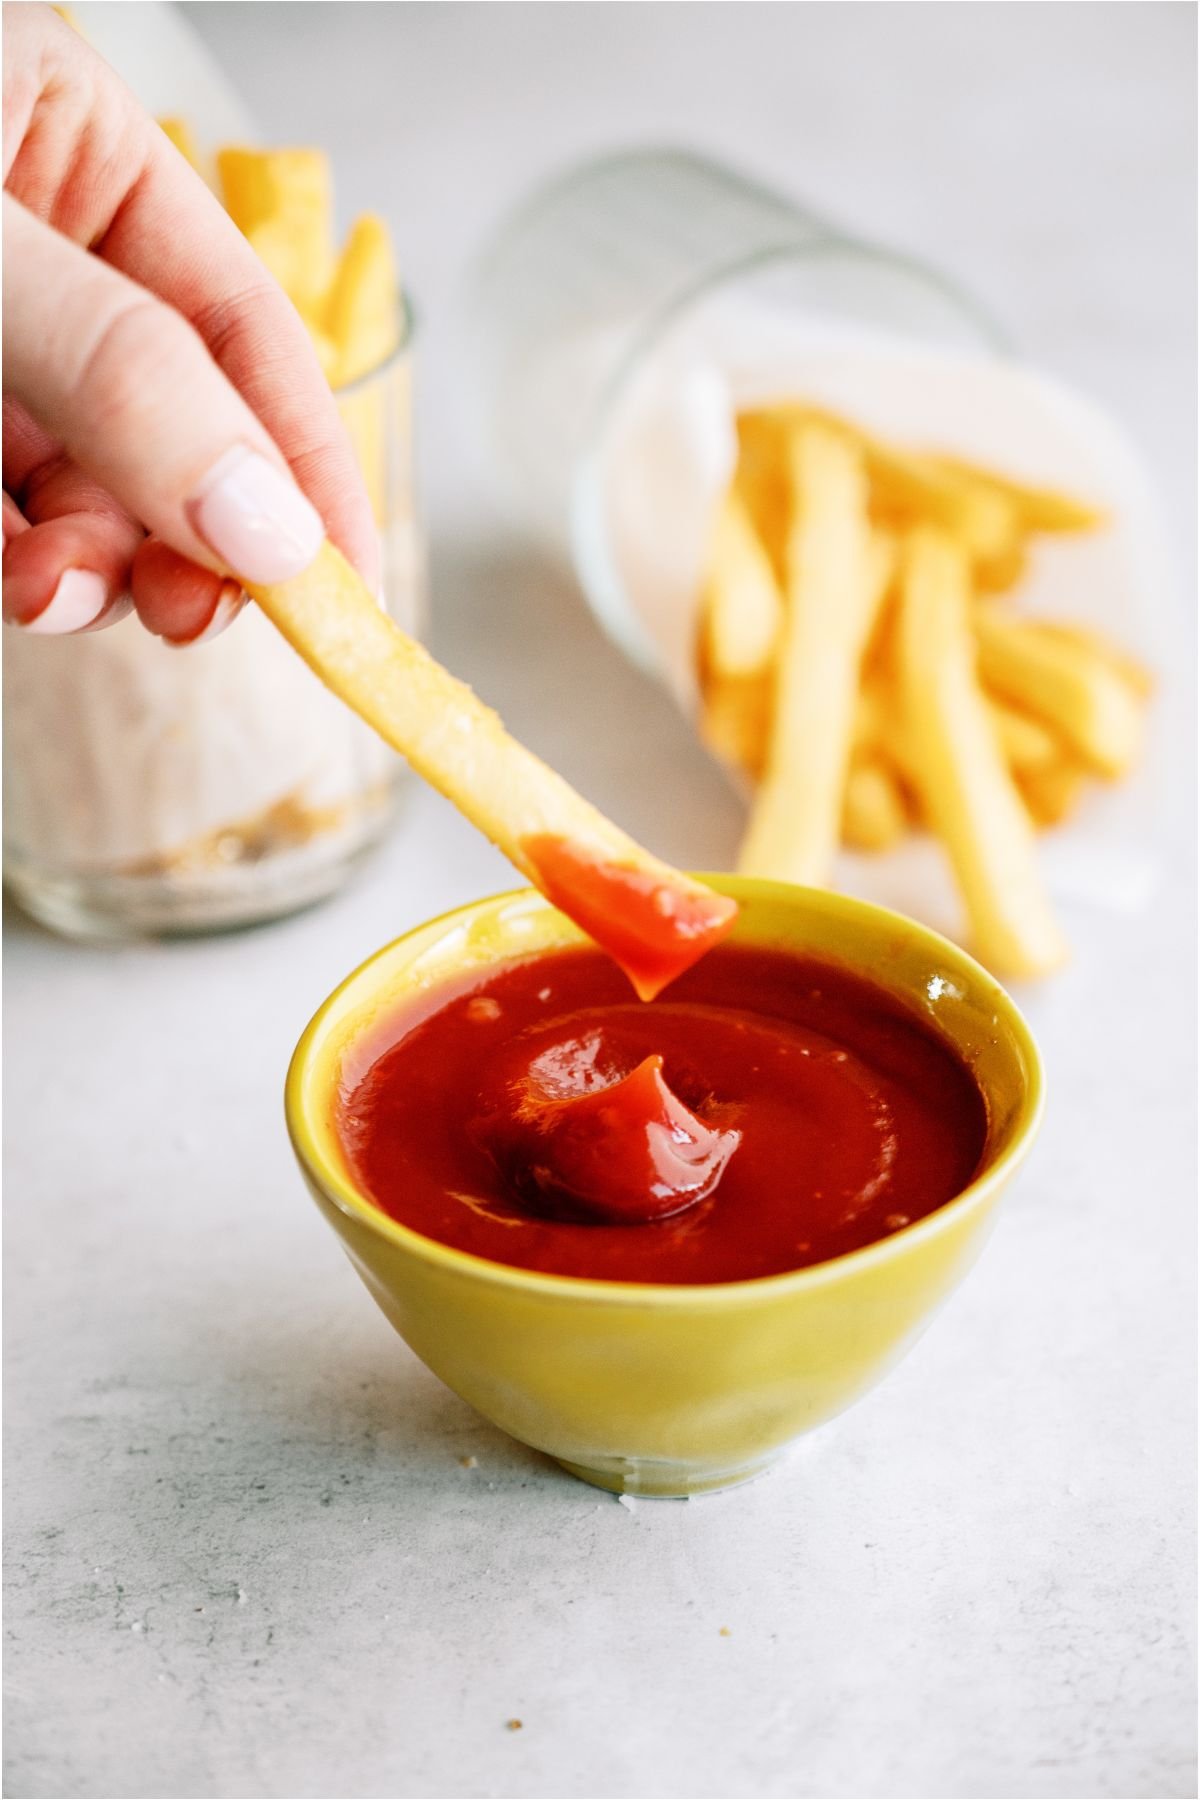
4, 5, 1196, 1798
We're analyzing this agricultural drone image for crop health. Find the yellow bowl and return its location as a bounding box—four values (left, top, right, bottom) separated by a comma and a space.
286, 877, 1043, 1497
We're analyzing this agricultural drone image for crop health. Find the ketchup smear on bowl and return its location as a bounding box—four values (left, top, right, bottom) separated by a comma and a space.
336, 944, 987, 1286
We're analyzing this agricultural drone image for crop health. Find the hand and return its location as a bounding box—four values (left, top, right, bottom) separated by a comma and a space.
1, 3, 377, 644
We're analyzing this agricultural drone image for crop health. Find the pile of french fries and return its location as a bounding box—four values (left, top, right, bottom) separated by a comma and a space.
159, 122, 402, 526
159, 122, 399, 387
698, 404, 1154, 978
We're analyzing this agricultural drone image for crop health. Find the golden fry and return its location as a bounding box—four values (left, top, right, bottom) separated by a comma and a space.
697, 666, 771, 782
975, 611, 1144, 778
247, 544, 735, 997
1018, 757, 1089, 829
325, 213, 400, 386
842, 757, 910, 852
700, 487, 784, 680
1026, 620, 1155, 700
895, 528, 1067, 978
928, 456, 1107, 534
984, 694, 1062, 773
868, 446, 1020, 570
737, 424, 877, 886
974, 542, 1028, 596
852, 683, 886, 758
218, 147, 334, 316
336, 387, 387, 523
734, 413, 791, 584
739, 404, 1022, 573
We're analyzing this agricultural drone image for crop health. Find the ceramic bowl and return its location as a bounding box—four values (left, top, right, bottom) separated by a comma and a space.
286, 877, 1043, 1496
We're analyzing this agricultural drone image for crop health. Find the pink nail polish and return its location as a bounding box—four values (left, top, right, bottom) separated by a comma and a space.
191, 447, 324, 584
21, 569, 109, 635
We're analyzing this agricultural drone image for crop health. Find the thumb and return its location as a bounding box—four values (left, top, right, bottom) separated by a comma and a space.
3, 194, 324, 587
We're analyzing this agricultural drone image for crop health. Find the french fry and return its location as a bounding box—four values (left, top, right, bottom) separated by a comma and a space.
984, 695, 1062, 773
842, 757, 910, 852
336, 386, 387, 524
852, 683, 886, 758
928, 456, 1106, 534
218, 147, 334, 316
975, 611, 1144, 778
702, 525, 889, 789
697, 667, 771, 781
700, 487, 784, 680
245, 218, 314, 312
1017, 757, 1089, 829
974, 541, 1028, 596
867, 445, 1021, 573
739, 405, 1022, 576
246, 544, 736, 999
734, 413, 791, 584
1025, 620, 1155, 699
325, 214, 400, 386
218, 145, 330, 233
736, 425, 878, 886
895, 528, 1067, 978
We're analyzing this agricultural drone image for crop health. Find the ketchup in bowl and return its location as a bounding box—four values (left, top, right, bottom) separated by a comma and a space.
336, 943, 987, 1286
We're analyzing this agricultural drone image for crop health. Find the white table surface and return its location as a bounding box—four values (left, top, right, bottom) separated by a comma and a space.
5, 6, 1196, 1797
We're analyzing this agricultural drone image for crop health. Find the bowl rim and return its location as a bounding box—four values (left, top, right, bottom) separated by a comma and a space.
285, 877, 1045, 1309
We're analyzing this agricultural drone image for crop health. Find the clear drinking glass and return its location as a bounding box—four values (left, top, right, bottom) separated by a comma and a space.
460, 147, 1005, 681
3, 299, 423, 940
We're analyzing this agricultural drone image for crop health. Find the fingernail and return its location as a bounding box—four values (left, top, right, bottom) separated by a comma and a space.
163, 582, 245, 648
190, 447, 324, 584
20, 568, 109, 634
81, 593, 135, 632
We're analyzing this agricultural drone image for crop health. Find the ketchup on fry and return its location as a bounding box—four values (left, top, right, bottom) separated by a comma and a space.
521, 835, 739, 1001
337, 944, 987, 1285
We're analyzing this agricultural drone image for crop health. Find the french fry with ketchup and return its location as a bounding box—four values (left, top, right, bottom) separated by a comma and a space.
247, 544, 736, 1001
895, 529, 1067, 977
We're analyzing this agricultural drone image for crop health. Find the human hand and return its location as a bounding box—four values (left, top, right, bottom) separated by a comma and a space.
2, 3, 377, 643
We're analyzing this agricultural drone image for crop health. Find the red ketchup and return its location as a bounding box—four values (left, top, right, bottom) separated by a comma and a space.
337, 945, 987, 1286
521, 836, 738, 1001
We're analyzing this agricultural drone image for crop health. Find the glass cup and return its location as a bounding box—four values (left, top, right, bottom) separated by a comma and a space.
459, 147, 1004, 686
3, 299, 424, 940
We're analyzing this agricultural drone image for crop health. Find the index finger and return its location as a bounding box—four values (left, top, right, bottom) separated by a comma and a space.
101, 136, 380, 593
4, 10, 378, 590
